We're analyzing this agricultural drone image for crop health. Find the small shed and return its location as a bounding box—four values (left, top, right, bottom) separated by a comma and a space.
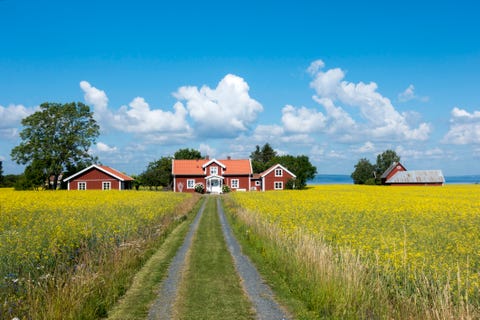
63, 165, 134, 190
381, 162, 444, 186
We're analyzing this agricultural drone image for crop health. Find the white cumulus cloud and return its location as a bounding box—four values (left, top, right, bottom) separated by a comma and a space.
0, 104, 37, 138
96, 142, 117, 153
281, 105, 327, 133
174, 74, 263, 138
398, 84, 429, 103
443, 107, 480, 144
307, 60, 431, 142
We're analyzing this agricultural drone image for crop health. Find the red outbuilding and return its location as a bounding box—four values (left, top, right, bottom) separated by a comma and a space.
63, 164, 135, 190
381, 162, 444, 186
251, 164, 297, 191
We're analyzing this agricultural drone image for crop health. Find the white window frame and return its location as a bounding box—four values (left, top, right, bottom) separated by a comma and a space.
187, 179, 195, 189
275, 168, 283, 177
210, 166, 218, 175
231, 179, 239, 189
102, 181, 111, 190
274, 181, 283, 190
78, 181, 86, 190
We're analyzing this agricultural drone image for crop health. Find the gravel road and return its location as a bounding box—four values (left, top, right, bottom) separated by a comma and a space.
147, 199, 206, 320
147, 196, 289, 320
216, 197, 289, 320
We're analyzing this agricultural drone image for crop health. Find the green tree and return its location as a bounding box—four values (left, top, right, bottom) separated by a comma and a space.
140, 157, 173, 190
174, 148, 203, 160
268, 154, 317, 189
375, 149, 400, 183
351, 158, 376, 184
250, 143, 277, 173
11, 102, 99, 190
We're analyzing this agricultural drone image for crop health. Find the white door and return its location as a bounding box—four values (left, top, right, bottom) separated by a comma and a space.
210, 178, 221, 193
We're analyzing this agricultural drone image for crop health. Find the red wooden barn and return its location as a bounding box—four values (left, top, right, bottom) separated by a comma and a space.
381, 162, 445, 186
251, 164, 297, 191
172, 157, 296, 193
63, 164, 135, 190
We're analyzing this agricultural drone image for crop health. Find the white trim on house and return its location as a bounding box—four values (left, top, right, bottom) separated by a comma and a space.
102, 181, 111, 190
202, 159, 226, 170
187, 179, 196, 189
231, 179, 239, 189
78, 181, 87, 190
274, 181, 283, 190
63, 164, 130, 182
261, 164, 296, 179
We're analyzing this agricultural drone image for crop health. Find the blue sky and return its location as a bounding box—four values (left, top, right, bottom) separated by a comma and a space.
1, 0, 479, 176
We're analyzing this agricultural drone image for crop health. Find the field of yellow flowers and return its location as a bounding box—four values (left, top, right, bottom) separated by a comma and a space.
229, 185, 480, 318
0, 188, 193, 319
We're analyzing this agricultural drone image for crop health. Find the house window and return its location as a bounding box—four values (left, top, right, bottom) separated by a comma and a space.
231, 179, 239, 189
210, 166, 218, 175
274, 181, 283, 190
275, 168, 283, 177
187, 179, 195, 189
103, 182, 111, 190
78, 182, 86, 190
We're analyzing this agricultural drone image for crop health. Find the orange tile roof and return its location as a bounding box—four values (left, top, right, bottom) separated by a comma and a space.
172, 159, 252, 175
98, 165, 135, 181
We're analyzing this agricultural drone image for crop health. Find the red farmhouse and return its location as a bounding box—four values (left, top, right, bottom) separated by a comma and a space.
172, 157, 296, 193
63, 164, 135, 190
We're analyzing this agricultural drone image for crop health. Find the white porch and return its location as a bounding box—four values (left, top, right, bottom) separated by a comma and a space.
205, 175, 224, 193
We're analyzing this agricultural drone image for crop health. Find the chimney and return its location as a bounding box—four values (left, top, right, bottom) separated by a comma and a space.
227, 156, 231, 160
205, 155, 209, 160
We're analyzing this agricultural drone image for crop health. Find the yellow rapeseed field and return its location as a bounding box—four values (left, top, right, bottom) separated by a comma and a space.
0, 188, 191, 317
230, 185, 480, 300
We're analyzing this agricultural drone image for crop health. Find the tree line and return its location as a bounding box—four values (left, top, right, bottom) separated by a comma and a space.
350, 149, 401, 185
6, 102, 316, 190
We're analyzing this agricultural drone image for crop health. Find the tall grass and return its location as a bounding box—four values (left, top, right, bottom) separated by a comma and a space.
225, 186, 479, 319
0, 189, 198, 319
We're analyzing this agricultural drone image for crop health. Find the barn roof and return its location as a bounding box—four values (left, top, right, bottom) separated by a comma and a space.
63, 164, 134, 182
172, 158, 252, 175
386, 170, 445, 184
381, 162, 407, 179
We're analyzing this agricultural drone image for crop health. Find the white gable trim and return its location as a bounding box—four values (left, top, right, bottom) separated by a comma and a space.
261, 164, 296, 178
63, 165, 126, 182
202, 158, 226, 169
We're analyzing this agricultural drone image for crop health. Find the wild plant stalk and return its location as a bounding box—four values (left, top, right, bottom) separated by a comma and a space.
225, 198, 478, 319
4, 194, 199, 320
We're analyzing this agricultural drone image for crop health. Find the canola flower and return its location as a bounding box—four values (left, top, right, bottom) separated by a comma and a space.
0, 189, 190, 290
230, 185, 480, 300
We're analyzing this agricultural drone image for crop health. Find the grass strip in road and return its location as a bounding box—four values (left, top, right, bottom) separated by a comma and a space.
174, 197, 254, 320
107, 199, 203, 320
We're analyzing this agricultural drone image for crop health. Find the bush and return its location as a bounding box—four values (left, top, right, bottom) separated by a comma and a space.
222, 185, 231, 193
194, 183, 205, 194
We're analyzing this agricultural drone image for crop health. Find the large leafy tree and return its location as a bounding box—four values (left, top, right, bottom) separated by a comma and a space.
0, 160, 3, 186
140, 157, 173, 190
11, 102, 99, 190
351, 158, 376, 184
268, 154, 317, 189
250, 143, 277, 173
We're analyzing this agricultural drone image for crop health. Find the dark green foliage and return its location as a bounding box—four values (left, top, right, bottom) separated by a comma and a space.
268, 155, 317, 189
139, 157, 173, 190
0, 160, 3, 186
174, 148, 203, 160
10, 102, 99, 190
351, 158, 375, 184
250, 143, 277, 173
351, 150, 401, 185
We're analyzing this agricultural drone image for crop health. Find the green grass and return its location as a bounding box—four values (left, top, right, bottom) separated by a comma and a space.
174, 197, 254, 320
106, 198, 203, 320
